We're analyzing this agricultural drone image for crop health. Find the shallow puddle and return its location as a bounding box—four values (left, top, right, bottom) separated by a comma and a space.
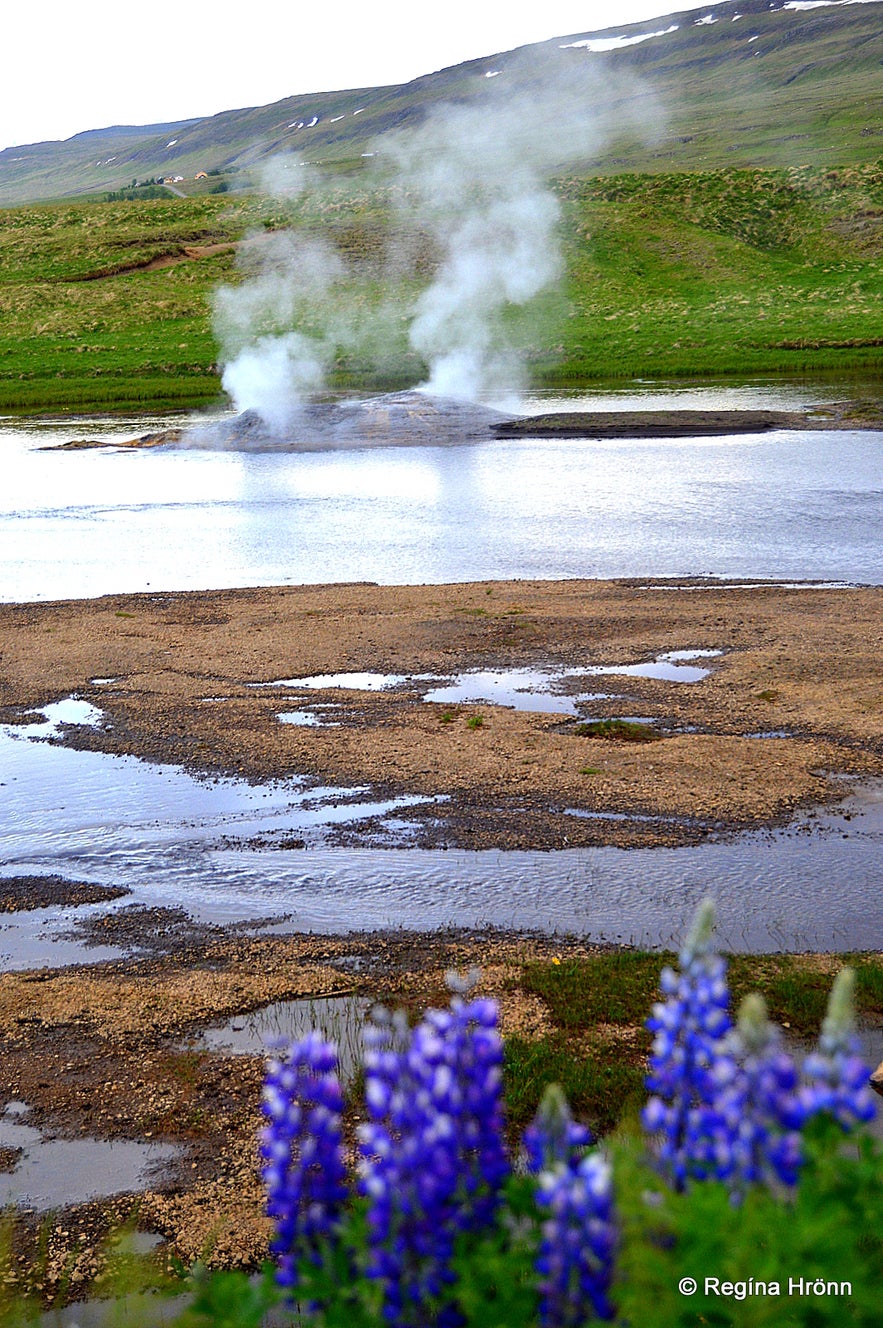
37, 1282, 288, 1327
563, 808, 699, 826
582, 650, 721, 684
17, 698, 104, 736
277, 708, 340, 727
421, 670, 611, 713
744, 729, 794, 739
256, 653, 719, 717
0, 1106, 180, 1210
264, 671, 410, 692
199, 995, 371, 1085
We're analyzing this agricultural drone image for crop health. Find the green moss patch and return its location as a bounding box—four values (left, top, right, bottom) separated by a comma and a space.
573, 719, 662, 743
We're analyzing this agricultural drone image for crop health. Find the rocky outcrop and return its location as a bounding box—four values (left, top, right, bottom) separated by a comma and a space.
181, 390, 512, 451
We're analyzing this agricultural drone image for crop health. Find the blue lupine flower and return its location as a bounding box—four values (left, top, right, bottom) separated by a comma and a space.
718, 994, 805, 1190
802, 968, 876, 1130
358, 979, 508, 1326
524, 1083, 593, 1175
260, 1031, 347, 1291
642, 898, 736, 1188
535, 1151, 616, 1325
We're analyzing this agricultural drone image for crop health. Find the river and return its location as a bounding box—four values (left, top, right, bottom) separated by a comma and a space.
1, 381, 881, 601
1, 380, 882, 957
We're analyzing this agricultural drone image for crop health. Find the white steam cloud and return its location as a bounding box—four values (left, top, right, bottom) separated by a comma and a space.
407, 166, 564, 401
220, 333, 325, 435
213, 231, 344, 432
212, 54, 660, 429
389, 97, 567, 401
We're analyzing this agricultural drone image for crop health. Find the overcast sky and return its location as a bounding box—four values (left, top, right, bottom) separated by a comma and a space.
1, 1, 729, 152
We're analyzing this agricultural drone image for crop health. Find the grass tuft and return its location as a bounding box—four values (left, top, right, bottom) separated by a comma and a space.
504, 1034, 646, 1139
573, 719, 662, 743
522, 952, 668, 1029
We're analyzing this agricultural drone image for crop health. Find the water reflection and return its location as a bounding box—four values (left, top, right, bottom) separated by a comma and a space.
199, 995, 371, 1085
2, 780, 882, 957
258, 656, 719, 715
2, 392, 881, 601
0, 1104, 179, 1210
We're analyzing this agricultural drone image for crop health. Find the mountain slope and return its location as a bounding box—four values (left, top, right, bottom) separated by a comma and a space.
1, 0, 882, 205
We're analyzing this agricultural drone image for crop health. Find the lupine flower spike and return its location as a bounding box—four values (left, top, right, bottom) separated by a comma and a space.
802, 968, 876, 1130
358, 979, 508, 1327
524, 1083, 592, 1175
531, 1085, 616, 1327
720, 993, 805, 1190
260, 1031, 347, 1292
642, 897, 736, 1187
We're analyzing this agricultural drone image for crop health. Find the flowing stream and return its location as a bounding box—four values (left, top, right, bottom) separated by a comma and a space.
1, 382, 882, 958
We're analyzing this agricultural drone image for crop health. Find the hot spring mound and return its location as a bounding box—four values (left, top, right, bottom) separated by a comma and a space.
185, 391, 513, 451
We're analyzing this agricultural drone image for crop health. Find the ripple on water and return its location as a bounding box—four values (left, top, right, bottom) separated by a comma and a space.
3, 701, 883, 956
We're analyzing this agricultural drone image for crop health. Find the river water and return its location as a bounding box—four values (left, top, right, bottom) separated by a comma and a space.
2, 698, 882, 955
1, 381, 882, 957
1, 381, 881, 601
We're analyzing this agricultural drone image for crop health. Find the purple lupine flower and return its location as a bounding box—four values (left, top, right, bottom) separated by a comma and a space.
358, 977, 508, 1327
642, 898, 736, 1188
802, 968, 876, 1130
261, 1031, 347, 1291
535, 1150, 616, 1325
524, 1083, 593, 1176
718, 994, 805, 1190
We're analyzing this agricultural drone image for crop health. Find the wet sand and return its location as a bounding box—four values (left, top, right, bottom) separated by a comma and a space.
493, 401, 883, 438
1, 577, 881, 849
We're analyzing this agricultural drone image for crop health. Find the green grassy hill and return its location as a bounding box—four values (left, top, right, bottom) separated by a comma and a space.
0, 1, 880, 414
1, 0, 882, 206
0, 160, 880, 414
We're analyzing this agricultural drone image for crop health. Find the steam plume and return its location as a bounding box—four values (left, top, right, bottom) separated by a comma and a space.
212, 231, 344, 431
390, 54, 658, 401
210, 52, 660, 427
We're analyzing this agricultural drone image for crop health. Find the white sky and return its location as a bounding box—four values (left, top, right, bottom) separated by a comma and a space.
2, 1, 724, 152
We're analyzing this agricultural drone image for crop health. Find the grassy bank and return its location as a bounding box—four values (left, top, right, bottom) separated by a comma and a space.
504, 948, 883, 1139
0, 162, 881, 415
0, 938, 878, 1313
